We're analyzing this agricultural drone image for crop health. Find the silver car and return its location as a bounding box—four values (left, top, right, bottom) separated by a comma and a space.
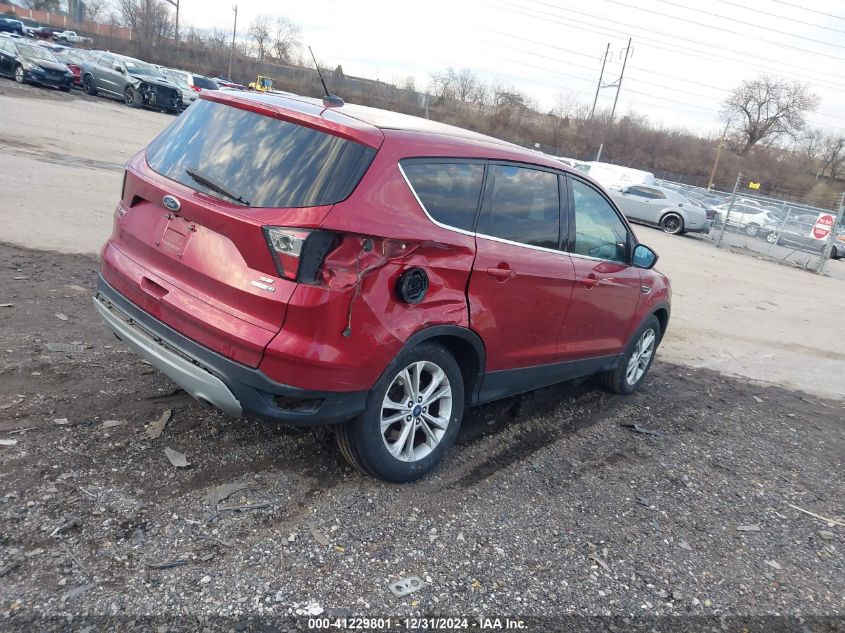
81, 52, 182, 113
609, 185, 711, 235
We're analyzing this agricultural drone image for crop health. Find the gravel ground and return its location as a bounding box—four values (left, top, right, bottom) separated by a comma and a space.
0, 243, 843, 632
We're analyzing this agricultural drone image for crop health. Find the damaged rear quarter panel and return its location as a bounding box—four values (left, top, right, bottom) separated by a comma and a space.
258, 142, 476, 392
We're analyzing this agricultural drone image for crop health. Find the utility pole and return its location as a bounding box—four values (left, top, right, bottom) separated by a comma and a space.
590, 42, 610, 120
609, 37, 632, 124
707, 118, 731, 190
164, 0, 180, 63
228, 4, 238, 81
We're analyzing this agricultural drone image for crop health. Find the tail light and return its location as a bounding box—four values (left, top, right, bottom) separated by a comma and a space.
706, 210, 715, 221
263, 227, 417, 286
190, 85, 201, 92
263, 227, 338, 283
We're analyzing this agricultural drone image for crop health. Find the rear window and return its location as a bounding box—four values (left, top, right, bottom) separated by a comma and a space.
192, 75, 218, 90
145, 99, 376, 208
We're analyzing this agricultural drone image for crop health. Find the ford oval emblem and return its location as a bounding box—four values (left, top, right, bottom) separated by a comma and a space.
162, 195, 181, 212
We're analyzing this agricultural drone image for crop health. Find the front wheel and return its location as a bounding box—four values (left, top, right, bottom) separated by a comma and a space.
594, 316, 661, 395
659, 213, 684, 235
124, 86, 141, 108
335, 343, 464, 482
14, 65, 25, 84
765, 232, 778, 244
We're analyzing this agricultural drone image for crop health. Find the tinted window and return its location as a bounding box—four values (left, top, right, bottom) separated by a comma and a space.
401, 162, 484, 231
570, 178, 629, 263
193, 75, 219, 90
479, 165, 560, 249
628, 186, 665, 199
145, 99, 376, 209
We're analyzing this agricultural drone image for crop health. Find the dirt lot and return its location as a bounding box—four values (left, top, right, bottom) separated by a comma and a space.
1, 81, 844, 630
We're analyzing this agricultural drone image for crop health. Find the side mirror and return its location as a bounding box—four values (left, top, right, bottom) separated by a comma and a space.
633, 244, 658, 269
114, 64, 124, 73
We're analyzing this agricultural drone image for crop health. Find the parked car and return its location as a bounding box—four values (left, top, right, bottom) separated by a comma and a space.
161, 67, 218, 93
0, 17, 24, 36
609, 184, 711, 235
0, 38, 72, 90
711, 202, 779, 237
93, 92, 671, 482
52, 46, 87, 87
576, 161, 655, 190
160, 69, 197, 109
53, 30, 92, 45
82, 52, 181, 112
30, 26, 60, 39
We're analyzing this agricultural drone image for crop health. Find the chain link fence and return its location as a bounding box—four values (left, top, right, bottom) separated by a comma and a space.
660, 173, 844, 274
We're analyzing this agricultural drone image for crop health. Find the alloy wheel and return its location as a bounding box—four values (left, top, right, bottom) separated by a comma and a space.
626, 328, 656, 386
380, 361, 452, 463
14, 66, 24, 83
661, 214, 682, 234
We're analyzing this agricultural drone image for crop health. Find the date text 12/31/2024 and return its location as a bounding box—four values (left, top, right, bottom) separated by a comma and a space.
308, 617, 527, 630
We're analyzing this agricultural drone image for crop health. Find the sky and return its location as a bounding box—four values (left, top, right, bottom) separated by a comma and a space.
178, 0, 845, 137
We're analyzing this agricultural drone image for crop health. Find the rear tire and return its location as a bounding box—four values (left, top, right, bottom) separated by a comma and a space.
334, 343, 464, 482
83, 74, 97, 95
14, 65, 25, 84
594, 316, 661, 395
659, 213, 684, 235
745, 223, 760, 237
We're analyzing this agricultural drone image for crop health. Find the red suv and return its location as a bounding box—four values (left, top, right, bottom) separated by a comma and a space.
94, 91, 670, 482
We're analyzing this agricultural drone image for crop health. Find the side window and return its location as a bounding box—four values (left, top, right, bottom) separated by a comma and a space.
401, 162, 484, 232
570, 178, 630, 263
479, 165, 560, 249
646, 187, 667, 199
100, 54, 114, 68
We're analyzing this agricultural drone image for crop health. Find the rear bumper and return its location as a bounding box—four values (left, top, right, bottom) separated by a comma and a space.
94, 275, 367, 425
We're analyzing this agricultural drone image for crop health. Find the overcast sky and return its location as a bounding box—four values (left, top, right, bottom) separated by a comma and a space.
179, 0, 845, 137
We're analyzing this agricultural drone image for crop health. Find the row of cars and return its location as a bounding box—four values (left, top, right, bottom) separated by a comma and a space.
0, 16, 92, 43
555, 159, 843, 260
657, 180, 845, 260
0, 32, 225, 114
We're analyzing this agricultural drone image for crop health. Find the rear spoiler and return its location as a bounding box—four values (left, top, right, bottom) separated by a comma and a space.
200, 91, 384, 149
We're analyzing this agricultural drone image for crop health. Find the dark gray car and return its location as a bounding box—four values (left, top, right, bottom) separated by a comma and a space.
81, 52, 181, 113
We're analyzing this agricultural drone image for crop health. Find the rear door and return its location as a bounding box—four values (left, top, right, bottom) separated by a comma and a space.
0, 40, 13, 76
468, 163, 576, 379
561, 176, 642, 360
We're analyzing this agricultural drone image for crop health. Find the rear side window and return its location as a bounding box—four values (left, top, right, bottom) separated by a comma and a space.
401, 162, 484, 231
145, 99, 376, 208
478, 165, 560, 250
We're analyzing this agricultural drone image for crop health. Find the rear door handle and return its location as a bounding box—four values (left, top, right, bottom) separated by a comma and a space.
486, 267, 516, 281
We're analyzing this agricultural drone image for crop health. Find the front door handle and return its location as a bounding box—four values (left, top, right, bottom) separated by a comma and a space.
486, 265, 516, 281
579, 274, 600, 289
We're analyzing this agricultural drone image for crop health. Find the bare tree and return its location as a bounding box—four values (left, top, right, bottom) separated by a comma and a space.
270, 17, 301, 64
23, 0, 61, 10
454, 68, 477, 105
819, 135, 845, 178
117, 0, 174, 51
84, 0, 112, 22
248, 15, 272, 62
429, 67, 456, 102
799, 128, 825, 162
722, 76, 819, 155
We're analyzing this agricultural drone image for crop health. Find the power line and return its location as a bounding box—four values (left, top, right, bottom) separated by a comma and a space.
497, 1, 844, 88
598, 0, 845, 61
771, 0, 845, 21
485, 6, 845, 125
658, 0, 845, 49
714, 0, 845, 35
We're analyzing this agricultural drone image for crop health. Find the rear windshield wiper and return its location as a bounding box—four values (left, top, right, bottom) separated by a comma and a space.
185, 167, 250, 206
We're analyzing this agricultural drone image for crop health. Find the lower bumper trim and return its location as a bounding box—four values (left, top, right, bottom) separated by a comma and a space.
93, 295, 244, 416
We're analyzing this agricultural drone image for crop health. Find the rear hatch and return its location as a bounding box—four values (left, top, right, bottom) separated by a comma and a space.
104, 94, 381, 367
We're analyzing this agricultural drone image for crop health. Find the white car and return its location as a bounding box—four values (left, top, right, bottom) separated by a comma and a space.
712, 203, 779, 237
609, 185, 711, 235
